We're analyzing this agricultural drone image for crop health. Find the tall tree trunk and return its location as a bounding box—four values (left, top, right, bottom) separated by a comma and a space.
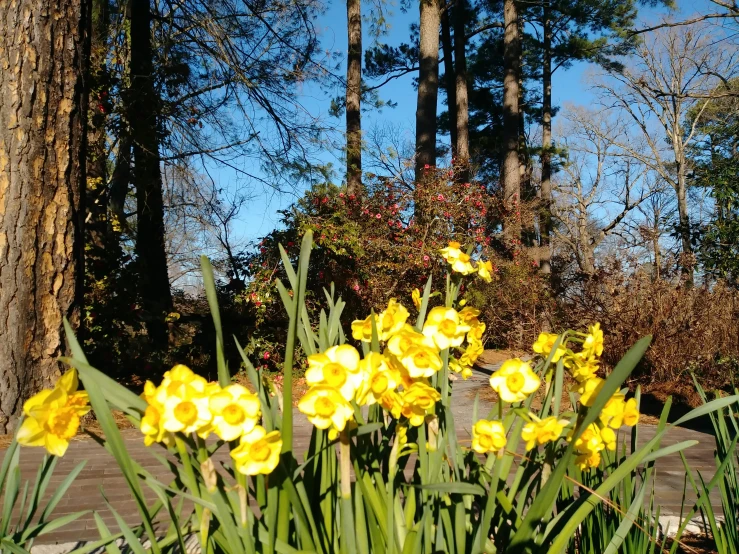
414, 0, 440, 188
501, 0, 521, 241
675, 162, 694, 284
453, 0, 470, 182
129, 0, 172, 345
345, 0, 362, 197
441, 6, 457, 157
87, 0, 111, 264
0, 0, 88, 433
539, 3, 553, 274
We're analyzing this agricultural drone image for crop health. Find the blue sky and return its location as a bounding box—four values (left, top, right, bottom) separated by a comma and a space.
216, 0, 709, 244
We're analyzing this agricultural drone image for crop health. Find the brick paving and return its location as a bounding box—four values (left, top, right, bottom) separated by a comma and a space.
2, 362, 730, 547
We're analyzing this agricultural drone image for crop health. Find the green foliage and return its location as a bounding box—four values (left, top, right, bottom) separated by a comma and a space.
238, 170, 549, 355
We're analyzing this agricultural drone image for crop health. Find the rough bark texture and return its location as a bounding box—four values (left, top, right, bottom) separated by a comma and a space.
501, 0, 521, 239
129, 0, 172, 344
676, 162, 693, 284
345, 0, 362, 196
0, 0, 87, 433
539, 4, 552, 274
453, 0, 469, 178
441, 7, 457, 156
414, 0, 440, 182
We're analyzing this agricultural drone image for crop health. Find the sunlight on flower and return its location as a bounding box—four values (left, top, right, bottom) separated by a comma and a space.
305, 344, 362, 402
298, 385, 354, 431
521, 415, 568, 450
16, 369, 91, 457
471, 419, 507, 454
532, 333, 566, 363
489, 359, 540, 403
231, 426, 282, 476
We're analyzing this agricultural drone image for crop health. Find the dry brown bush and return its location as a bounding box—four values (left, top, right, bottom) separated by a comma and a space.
559, 266, 739, 391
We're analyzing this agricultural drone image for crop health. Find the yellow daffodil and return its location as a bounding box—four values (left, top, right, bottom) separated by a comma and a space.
356, 353, 399, 406
351, 314, 380, 342
379, 389, 404, 419
378, 299, 410, 340
155, 364, 209, 406
16, 369, 91, 457
471, 419, 507, 454
439, 241, 463, 261
467, 321, 486, 343
622, 398, 640, 427
401, 382, 441, 426
521, 415, 568, 450
305, 344, 362, 402
458, 306, 481, 326
571, 423, 605, 456
565, 351, 599, 382
298, 386, 354, 431
532, 333, 566, 363
450, 252, 476, 275
400, 344, 443, 378
477, 260, 493, 283
573, 377, 604, 407
231, 426, 282, 476
604, 397, 640, 428
460, 340, 484, 367
386, 326, 428, 357
599, 392, 626, 429
575, 451, 601, 471
459, 298, 467, 306
161, 394, 212, 435
208, 384, 261, 441
411, 288, 422, 309
600, 426, 617, 451
422, 307, 470, 350
140, 380, 173, 446
489, 359, 540, 403
582, 323, 604, 357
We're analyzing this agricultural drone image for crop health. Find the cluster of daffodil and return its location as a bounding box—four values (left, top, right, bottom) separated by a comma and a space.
298, 295, 486, 436
471, 323, 640, 471
439, 240, 494, 282
139, 364, 282, 476
16, 369, 91, 457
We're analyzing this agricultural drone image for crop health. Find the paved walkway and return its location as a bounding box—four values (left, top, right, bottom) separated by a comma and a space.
3, 363, 728, 547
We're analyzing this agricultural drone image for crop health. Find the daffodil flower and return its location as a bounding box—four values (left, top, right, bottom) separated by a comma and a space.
489, 359, 540, 403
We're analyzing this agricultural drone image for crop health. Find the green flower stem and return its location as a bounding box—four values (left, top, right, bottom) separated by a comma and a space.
175, 436, 206, 551
340, 429, 357, 554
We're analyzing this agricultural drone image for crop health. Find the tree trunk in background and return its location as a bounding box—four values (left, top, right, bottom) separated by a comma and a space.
501, 0, 521, 241
414, 0, 440, 188
441, 7, 457, 157
539, 3, 553, 274
0, 0, 88, 433
453, 0, 470, 182
87, 0, 109, 250
129, 0, 172, 345
675, 161, 694, 285
345, 0, 362, 197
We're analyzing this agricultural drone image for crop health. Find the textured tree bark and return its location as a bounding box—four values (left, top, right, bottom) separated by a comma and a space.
129, 0, 172, 345
453, 0, 470, 180
440, 6, 457, 157
414, 0, 440, 182
676, 161, 694, 285
0, 0, 88, 433
345, 0, 362, 197
539, 3, 553, 274
501, 0, 521, 240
